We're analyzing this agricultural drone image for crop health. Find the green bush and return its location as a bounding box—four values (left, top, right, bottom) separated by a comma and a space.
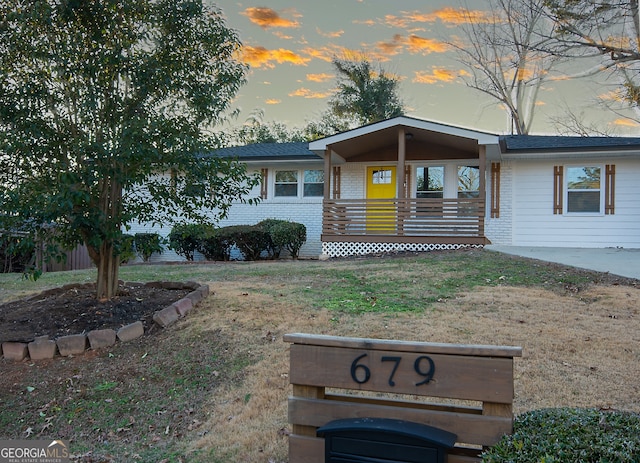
227, 224, 271, 261
117, 234, 136, 264
197, 226, 234, 261
0, 233, 35, 273
168, 224, 205, 261
482, 408, 640, 463
168, 220, 306, 262
257, 219, 288, 259
270, 221, 306, 259
133, 233, 164, 262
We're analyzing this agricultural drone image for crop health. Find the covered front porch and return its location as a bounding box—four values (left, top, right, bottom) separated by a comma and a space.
309, 117, 500, 257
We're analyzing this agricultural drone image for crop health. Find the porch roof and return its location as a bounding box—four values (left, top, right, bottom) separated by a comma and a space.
309, 116, 501, 162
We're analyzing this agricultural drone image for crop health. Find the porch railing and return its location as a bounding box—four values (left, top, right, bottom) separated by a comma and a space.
322, 198, 485, 238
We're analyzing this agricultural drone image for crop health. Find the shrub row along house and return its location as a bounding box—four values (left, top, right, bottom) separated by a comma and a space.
131, 115, 640, 261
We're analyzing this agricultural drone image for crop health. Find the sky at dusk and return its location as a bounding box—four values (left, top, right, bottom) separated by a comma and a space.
213, 0, 639, 135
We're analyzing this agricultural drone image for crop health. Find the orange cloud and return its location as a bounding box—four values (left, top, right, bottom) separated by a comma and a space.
353, 19, 377, 26
242, 45, 311, 69
289, 88, 334, 99
301, 45, 359, 63
265, 99, 281, 105
599, 90, 626, 102
371, 34, 405, 59
406, 34, 448, 54
317, 27, 344, 38
385, 8, 492, 28
413, 68, 468, 84
307, 73, 334, 82
241, 7, 300, 29
273, 31, 294, 40
427, 7, 493, 24
613, 118, 640, 127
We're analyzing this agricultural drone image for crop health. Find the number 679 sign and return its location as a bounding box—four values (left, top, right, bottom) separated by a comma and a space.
350, 353, 435, 387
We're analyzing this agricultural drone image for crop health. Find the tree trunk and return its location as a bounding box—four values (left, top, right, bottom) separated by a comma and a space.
91, 174, 123, 301
96, 240, 119, 300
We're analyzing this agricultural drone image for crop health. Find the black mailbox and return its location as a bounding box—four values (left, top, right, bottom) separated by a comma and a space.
317, 417, 457, 463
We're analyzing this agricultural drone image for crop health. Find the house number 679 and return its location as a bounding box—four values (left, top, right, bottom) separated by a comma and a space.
350, 353, 435, 387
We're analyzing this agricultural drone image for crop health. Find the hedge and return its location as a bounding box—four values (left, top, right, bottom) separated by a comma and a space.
168, 220, 307, 261
482, 407, 640, 463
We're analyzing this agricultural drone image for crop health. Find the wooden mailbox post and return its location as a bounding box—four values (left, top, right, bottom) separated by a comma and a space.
284, 333, 522, 463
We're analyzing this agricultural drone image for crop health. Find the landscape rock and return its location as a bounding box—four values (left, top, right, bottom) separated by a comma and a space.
28, 336, 57, 360
87, 329, 117, 349
56, 334, 88, 356
2, 342, 28, 362
173, 298, 193, 317
117, 321, 144, 342
153, 305, 180, 328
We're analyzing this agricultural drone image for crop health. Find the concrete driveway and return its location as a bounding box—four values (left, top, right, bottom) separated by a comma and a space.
485, 245, 640, 280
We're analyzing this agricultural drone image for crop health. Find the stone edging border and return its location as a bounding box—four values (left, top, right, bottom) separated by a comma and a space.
0, 281, 210, 362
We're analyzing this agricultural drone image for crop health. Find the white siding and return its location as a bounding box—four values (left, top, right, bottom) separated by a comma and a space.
510, 158, 640, 248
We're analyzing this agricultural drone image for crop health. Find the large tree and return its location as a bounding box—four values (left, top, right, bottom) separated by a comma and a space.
223, 109, 308, 146
327, 54, 405, 129
0, 0, 257, 299
545, 0, 640, 113
449, 0, 560, 134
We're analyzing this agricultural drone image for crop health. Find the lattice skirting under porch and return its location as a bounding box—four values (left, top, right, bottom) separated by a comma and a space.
322, 241, 484, 258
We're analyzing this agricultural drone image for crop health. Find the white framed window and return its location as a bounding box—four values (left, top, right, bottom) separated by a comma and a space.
275, 170, 298, 197
303, 169, 324, 197
274, 169, 324, 198
565, 165, 602, 214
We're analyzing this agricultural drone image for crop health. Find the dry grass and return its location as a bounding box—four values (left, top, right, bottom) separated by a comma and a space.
2, 251, 639, 462
184, 274, 640, 462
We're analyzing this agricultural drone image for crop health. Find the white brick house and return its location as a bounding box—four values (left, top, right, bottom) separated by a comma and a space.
137, 116, 640, 261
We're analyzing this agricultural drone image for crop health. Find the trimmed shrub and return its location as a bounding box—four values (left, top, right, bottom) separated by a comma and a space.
257, 219, 288, 259
198, 226, 234, 261
133, 233, 164, 262
226, 224, 272, 261
270, 221, 306, 259
482, 408, 640, 463
168, 223, 206, 261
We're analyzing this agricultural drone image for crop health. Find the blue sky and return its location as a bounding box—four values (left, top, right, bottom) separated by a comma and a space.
213, 0, 638, 135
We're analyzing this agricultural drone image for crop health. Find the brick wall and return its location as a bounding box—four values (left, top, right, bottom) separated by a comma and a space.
485, 161, 513, 245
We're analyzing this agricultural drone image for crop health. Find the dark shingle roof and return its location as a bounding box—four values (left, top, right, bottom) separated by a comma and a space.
209, 142, 320, 161
207, 136, 640, 161
500, 135, 640, 152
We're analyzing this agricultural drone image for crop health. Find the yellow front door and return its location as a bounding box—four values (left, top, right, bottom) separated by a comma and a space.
366, 166, 396, 232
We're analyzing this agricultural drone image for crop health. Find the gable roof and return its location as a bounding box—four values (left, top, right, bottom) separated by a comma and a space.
309, 115, 500, 154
